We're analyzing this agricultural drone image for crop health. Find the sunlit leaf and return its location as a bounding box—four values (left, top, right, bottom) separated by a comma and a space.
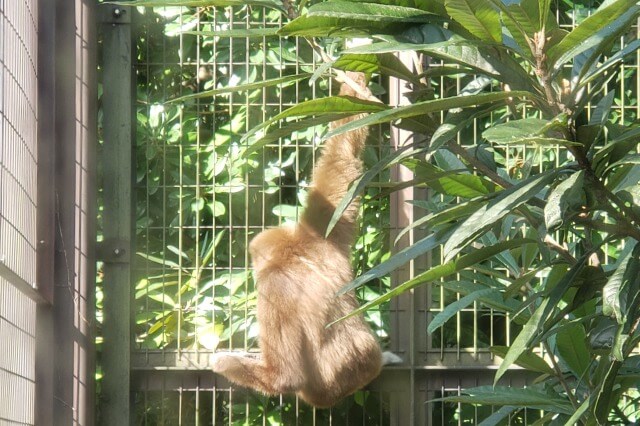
445, 0, 501, 42
242, 96, 388, 156
334, 53, 421, 84
279, 1, 439, 36
547, 0, 640, 72
325, 91, 534, 140
108, 0, 285, 8
169, 73, 312, 103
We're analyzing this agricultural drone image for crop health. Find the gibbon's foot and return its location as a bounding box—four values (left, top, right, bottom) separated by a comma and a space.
210, 351, 258, 372
381, 351, 403, 365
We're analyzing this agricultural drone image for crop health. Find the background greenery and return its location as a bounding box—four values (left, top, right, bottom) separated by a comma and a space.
98, 0, 640, 424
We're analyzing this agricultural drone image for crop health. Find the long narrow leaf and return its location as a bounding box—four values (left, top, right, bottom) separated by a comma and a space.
603, 241, 640, 323
556, 323, 590, 379
279, 1, 439, 36
443, 170, 556, 261
490, 346, 554, 374
394, 199, 482, 245
109, 0, 284, 8
241, 96, 388, 156
445, 0, 502, 42
170, 73, 312, 103
494, 298, 549, 384
337, 229, 451, 296
333, 53, 421, 84
330, 239, 531, 326
324, 91, 533, 140
428, 288, 497, 333
435, 386, 574, 415
182, 28, 279, 37
547, 0, 640, 70
326, 145, 424, 236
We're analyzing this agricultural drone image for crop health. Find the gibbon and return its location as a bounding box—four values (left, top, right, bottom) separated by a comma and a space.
211, 72, 399, 408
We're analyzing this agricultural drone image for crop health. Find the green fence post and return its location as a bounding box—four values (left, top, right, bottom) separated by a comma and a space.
100, 4, 134, 425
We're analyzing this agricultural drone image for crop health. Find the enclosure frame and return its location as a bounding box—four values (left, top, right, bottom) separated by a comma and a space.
0, 0, 97, 424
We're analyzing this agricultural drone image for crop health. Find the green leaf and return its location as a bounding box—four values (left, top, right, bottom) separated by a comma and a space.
479, 406, 518, 426
494, 298, 549, 384
331, 239, 532, 326
333, 53, 421, 84
326, 145, 424, 236
431, 103, 502, 151
563, 398, 590, 426
544, 170, 585, 231
603, 242, 640, 324
439, 281, 526, 320
605, 154, 640, 173
338, 230, 450, 295
428, 288, 497, 333
445, 0, 501, 42
241, 96, 388, 155
483, 118, 577, 147
593, 127, 640, 175
546, 0, 640, 70
109, 0, 285, 8
556, 323, 590, 379
412, 162, 494, 198
324, 91, 534, 140
579, 39, 640, 89
356, 32, 537, 91
279, 1, 438, 37
490, 346, 554, 375
248, 114, 346, 153
443, 170, 556, 261
170, 73, 312, 103
436, 386, 574, 415
182, 28, 279, 38
394, 200, 481, 244
593, 360, 622, 424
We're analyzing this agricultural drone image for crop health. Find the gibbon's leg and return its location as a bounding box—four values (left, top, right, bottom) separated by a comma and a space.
300, 72, 372, 241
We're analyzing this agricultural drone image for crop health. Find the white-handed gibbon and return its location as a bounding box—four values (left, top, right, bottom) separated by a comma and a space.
211, 72, 400, 408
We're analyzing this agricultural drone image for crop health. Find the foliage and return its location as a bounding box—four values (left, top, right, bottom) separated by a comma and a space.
98, 2, 394, 423
228, 0, 639, 423
101, 0, 640, 423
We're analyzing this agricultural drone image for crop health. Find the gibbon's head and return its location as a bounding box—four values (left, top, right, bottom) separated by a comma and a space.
248, 226, 296, 272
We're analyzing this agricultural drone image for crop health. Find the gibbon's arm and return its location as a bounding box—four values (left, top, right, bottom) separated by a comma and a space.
300, 73, 371, 240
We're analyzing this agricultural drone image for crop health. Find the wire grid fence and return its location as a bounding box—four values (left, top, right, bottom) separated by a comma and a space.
0, 0, 39, 425
129, 5, 393, 424
117, 3, 640, 425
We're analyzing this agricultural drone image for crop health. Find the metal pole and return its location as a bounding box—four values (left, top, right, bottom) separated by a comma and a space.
100, 3, 134, 425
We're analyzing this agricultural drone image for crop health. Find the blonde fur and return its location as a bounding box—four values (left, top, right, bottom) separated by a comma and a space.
211, 72, 383, 408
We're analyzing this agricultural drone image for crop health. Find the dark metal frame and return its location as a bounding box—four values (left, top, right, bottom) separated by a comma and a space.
34, 0, 98, 424
99, 3, 135, 425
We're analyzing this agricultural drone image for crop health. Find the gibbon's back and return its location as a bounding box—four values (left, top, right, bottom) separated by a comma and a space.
211, 72, 385, 408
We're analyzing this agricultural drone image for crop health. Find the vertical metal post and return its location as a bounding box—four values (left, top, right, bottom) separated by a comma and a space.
35, 0, 56, 421
388, 53, 429, 426
100, 4, 134, 425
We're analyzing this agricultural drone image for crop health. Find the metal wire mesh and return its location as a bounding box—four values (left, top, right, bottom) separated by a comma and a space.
0, 0, 39, 287
0, 1, 39, 424
129, 5, 391, 423
0, 277, 36, 425
117, 2, 640, 425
